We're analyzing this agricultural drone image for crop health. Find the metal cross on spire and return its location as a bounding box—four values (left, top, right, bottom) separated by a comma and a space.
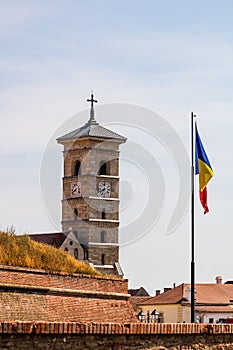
87, 91, 98, 122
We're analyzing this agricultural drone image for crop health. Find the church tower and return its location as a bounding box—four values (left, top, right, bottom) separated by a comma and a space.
57, 93, 126, 275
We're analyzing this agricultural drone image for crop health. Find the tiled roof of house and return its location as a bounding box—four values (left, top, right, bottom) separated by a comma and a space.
29, 232, 66, 248
57, 120, 126, 142
139, 284, 186, 305
128, 287, 150, 297
139, 283, 233, 306
196, 284, 233, 304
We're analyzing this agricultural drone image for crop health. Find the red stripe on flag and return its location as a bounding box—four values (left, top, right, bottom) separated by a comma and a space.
200, 187, 209, 214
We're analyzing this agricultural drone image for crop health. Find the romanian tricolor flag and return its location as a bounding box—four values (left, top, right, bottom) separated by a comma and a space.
195, 123, 214, 214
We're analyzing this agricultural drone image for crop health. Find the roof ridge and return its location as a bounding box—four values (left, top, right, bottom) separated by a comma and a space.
57, 120, 126, 142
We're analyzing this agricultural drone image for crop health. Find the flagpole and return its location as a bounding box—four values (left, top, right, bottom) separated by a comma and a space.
191, 112, 195, 322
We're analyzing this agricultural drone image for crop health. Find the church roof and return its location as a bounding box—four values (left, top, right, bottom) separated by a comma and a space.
29, 232, 66, 248
57, 93, 126, 142
57, 120, 126, 142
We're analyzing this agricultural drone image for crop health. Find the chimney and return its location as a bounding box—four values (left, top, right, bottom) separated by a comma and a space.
173, 283, 176, 289
155, 290, 160, 296
164, 287, 172, 293
216, 276, 222, 284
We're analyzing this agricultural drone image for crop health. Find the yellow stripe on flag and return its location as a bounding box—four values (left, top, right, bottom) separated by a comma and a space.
198, 159, 214, 192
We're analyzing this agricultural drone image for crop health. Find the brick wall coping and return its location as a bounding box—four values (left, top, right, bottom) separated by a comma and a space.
0, 264, 126, 282
0, 322, 233, 335
0, 283, 130, 299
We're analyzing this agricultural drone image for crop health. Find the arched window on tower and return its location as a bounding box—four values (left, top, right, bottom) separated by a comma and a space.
101, 254, 105, 265
74, 160, 81, 176
101, 210, 106, 219
101, 231, 106, 243
73, 208, 78, 220
99, 161, 109, 175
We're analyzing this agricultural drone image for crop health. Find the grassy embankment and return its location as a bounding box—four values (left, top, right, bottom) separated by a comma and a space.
0, 229, 98, 275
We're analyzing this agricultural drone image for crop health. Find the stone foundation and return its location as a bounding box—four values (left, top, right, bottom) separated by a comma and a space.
0, 322, 233, 350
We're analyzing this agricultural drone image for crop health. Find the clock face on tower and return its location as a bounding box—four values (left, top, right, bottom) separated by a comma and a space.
70, 181, 81, 198
98, 181, 111, 198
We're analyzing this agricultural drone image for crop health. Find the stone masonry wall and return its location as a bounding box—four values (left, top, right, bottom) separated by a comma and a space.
0, 322, 233, 350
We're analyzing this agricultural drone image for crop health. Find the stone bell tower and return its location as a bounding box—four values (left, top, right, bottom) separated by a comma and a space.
57, 93, 126, 275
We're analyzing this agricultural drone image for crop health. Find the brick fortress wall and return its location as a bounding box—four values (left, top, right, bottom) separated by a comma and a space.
0, 265, 127, 293
0, 322, 233, 350
0, 265, 136, 323
2, 266, 233, 349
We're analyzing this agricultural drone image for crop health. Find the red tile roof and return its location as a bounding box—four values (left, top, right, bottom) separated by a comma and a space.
29, 232, 66, 248
139, 283, 233, 306
196, 284, 233, 304
140, 284, 186, 305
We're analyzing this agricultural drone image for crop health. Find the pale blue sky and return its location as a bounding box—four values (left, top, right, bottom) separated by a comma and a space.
1, 0, 233, 294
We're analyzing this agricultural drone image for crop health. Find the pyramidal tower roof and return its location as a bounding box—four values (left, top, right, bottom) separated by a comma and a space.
57, 93, 126, 143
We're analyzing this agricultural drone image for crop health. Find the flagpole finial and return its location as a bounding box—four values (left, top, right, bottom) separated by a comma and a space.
191, 112, 197, 118
87, 91, 98, 122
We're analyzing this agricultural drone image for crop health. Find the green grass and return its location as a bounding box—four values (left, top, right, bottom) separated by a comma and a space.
0, 229, 98, 276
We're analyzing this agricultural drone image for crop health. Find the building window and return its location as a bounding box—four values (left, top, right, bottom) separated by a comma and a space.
99, 161, 107, 175
64, 248, 69, 252
99, 160, 110, 175
101, 210, 106, 219
74, 160, 81, 176
70, 241, 73, 246
101, 254, 105, 265
209, 318, 214, 323
84, 248, 88, 260
101, 231, 106, 243
218, 318, 226, 324
74, 248, 78, 259
73, 208, 78, 219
